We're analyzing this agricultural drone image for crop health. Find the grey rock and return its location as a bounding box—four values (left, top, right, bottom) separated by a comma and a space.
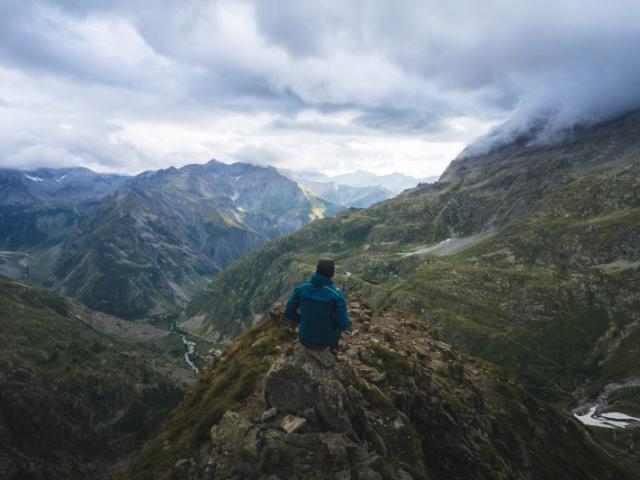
260, 406, 278, 422
397, 469, 414, 480
265, 344, 355, 434
174, 458, 194, 480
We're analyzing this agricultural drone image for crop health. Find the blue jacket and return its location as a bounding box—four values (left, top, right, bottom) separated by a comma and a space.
284, 273, 350, 348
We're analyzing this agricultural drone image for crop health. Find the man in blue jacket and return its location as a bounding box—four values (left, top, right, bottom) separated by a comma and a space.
284, 259, 350, 349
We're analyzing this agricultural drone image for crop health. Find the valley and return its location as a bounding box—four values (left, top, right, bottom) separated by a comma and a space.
3, 119, 640, 477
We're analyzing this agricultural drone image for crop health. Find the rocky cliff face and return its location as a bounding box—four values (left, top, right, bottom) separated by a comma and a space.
122, 299, 635, 479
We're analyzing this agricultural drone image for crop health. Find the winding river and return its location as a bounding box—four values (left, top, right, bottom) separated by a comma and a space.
170, 321, 200, 374
180, 334, 200, 374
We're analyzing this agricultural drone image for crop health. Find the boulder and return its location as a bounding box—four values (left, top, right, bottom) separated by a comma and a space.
264, 344, 357, 434
280, 415, 307, 434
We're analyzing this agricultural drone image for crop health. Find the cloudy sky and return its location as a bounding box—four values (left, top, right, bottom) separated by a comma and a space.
1, 0, 640, 177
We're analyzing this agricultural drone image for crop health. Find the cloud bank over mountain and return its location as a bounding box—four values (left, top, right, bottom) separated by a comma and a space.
1, 0, 639, 175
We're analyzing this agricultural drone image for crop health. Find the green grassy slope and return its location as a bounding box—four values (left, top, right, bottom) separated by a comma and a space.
0, 276, 193, 479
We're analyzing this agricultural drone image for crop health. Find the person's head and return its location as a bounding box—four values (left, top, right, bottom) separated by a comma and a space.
316, 259, 335, 278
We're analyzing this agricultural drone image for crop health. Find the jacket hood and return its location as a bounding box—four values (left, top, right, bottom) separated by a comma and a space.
311, 273, 333, 286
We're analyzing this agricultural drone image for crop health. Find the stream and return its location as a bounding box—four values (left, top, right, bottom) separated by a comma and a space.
180, 334, 200, 374
170, 321, 200, 374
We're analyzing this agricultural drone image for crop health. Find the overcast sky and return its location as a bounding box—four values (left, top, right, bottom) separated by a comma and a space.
1, 1, 640, 177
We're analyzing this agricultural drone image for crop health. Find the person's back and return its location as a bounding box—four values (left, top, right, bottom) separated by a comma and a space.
284, 259, 350, 348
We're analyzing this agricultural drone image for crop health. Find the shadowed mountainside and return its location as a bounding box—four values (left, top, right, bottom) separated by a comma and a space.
0, 276, 195, 479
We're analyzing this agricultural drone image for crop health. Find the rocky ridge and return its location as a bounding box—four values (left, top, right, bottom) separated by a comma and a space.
122, 298, 633, 479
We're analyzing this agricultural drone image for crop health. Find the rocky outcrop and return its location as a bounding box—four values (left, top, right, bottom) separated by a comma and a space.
202, 345, 391, 480
123, 298, 634, 479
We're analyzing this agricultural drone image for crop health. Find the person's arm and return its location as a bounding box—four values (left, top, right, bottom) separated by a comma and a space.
284, 285, 302, 323
336, 292, 350, 330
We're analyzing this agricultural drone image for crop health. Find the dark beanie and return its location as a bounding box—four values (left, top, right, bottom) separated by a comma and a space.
316, 259, 335, 278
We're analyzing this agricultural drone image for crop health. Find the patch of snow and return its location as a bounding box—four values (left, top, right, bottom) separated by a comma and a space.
574, 406, 640, 429
403, 238, 452, 257
600, 412, 640, 422
24, 174, 44, 182
231, 192, 240, 202
402, 231, 495, 257
234, 175, 241, 181
574, 407, 616, 429
55, 174, 68, 182
345, 271, 352, 277
573, 378, 640, 429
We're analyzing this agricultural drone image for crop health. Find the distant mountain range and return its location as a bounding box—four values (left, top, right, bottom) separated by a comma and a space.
281, 168, 437, 208
0, 160, 341, 318
331, 170, 438, 193
0, 167, 126, 252
294, 178, 392, 208
0, 167, 127, 206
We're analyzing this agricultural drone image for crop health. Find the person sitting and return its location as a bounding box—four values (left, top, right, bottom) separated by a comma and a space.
284, 259, 350, 349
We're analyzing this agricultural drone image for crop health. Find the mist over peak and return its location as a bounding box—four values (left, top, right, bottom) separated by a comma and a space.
461, 58, 640, 158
